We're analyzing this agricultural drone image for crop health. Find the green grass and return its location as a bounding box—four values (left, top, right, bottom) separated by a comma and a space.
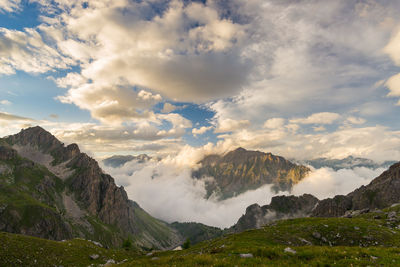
0, 231, 139, 267
3, 207, 400, 266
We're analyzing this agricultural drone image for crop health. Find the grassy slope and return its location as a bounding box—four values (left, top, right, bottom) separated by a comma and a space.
0, 232, 139, 266
2, 206, 400, 266
122, 206, 400, 266
170, 221, 224, 245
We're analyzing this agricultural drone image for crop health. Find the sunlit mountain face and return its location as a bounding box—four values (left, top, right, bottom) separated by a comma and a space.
1, 0, 400, 227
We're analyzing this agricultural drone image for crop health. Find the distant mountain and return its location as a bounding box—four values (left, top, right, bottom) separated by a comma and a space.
232, 160, 400, 232
0, 126, 180, 249
192, 147, 310, 199
301, 156, 396, 170
102, 154, 151, 168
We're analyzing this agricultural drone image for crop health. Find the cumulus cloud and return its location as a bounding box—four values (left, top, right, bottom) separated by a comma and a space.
0, 0, 20, 13
161, 103, 178, 113
0, 28, 72, 75
57, 84, 162, 123
41, 0, 251, 116
192, 126, 212, 137
263, 118, 286, 129
214, 118, 250, 133
211, 123, 400, 163
383, 26, 400, 104
290, 112, 341, 125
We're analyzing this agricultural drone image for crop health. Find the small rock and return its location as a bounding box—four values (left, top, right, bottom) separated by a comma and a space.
388, 211, 397, 220
89, 254, 99, 260
298, 237, 312, 245
354, 226, 360, 230
151, 257, 159, 261
312, 231, 321, 239
391, 203, 400, 208
284, 247, 296, 254
322, 237, 328, 243
146, 252, 153, 256
371, 256, 378, 260
104, 259, 115, 266
239, 253, 253, 258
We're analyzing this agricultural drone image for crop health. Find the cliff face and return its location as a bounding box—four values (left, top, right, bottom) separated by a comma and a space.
193, 147, 310, 199
313, 162, 400, 217
233, 160, 400, 232
0, 126, 180, 249
231, 194, 319, 232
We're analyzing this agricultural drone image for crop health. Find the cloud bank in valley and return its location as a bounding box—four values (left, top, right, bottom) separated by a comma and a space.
102, 159, 385, 228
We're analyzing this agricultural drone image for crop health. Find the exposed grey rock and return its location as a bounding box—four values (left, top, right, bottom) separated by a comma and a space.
104, 259, 115, 266
232, 194, 318, 232
298, 237, 312, 245
284, 247, 296, 254
312, 232, 321, 239
89, 254, 99, 260
239, 253, 253, 258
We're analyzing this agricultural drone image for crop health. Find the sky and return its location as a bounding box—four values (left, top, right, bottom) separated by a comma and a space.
1, 0, 400, 163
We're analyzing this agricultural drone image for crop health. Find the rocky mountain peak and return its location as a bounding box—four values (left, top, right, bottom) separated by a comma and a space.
193, 147, 310, 199
7, 126, 62, 152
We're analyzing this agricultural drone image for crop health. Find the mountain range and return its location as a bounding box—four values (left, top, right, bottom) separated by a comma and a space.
300, 156, 396, 170
0, 126, 221, 250
2, 126, 400, 258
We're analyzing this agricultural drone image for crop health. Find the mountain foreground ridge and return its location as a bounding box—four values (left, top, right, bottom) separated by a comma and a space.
0, 126, 181, 249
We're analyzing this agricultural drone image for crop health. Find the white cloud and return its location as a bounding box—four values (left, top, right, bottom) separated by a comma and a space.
313, 126, 326, 132
57, 84, 162, 123
290, 112, 341, 125
0, 0, 20, 13
0, 28, 72, 75
161, 103, 178, 113
345, 116, 366, 125
103, 159, 278, 228
263, 118, 285, 129
384, 27, 400, 104
0, 100, 11, 105
293, 167, 384, 199
384, 27, 400, 65
192, 126, 212, 137
214, 118, 250, 133
102, 155, 386, 228
386, 73, 400, 98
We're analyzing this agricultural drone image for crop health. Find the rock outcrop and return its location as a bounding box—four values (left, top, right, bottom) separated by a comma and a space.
232, 194, 318, 232
234, 160, 400, 232
193, 147, 310, 199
